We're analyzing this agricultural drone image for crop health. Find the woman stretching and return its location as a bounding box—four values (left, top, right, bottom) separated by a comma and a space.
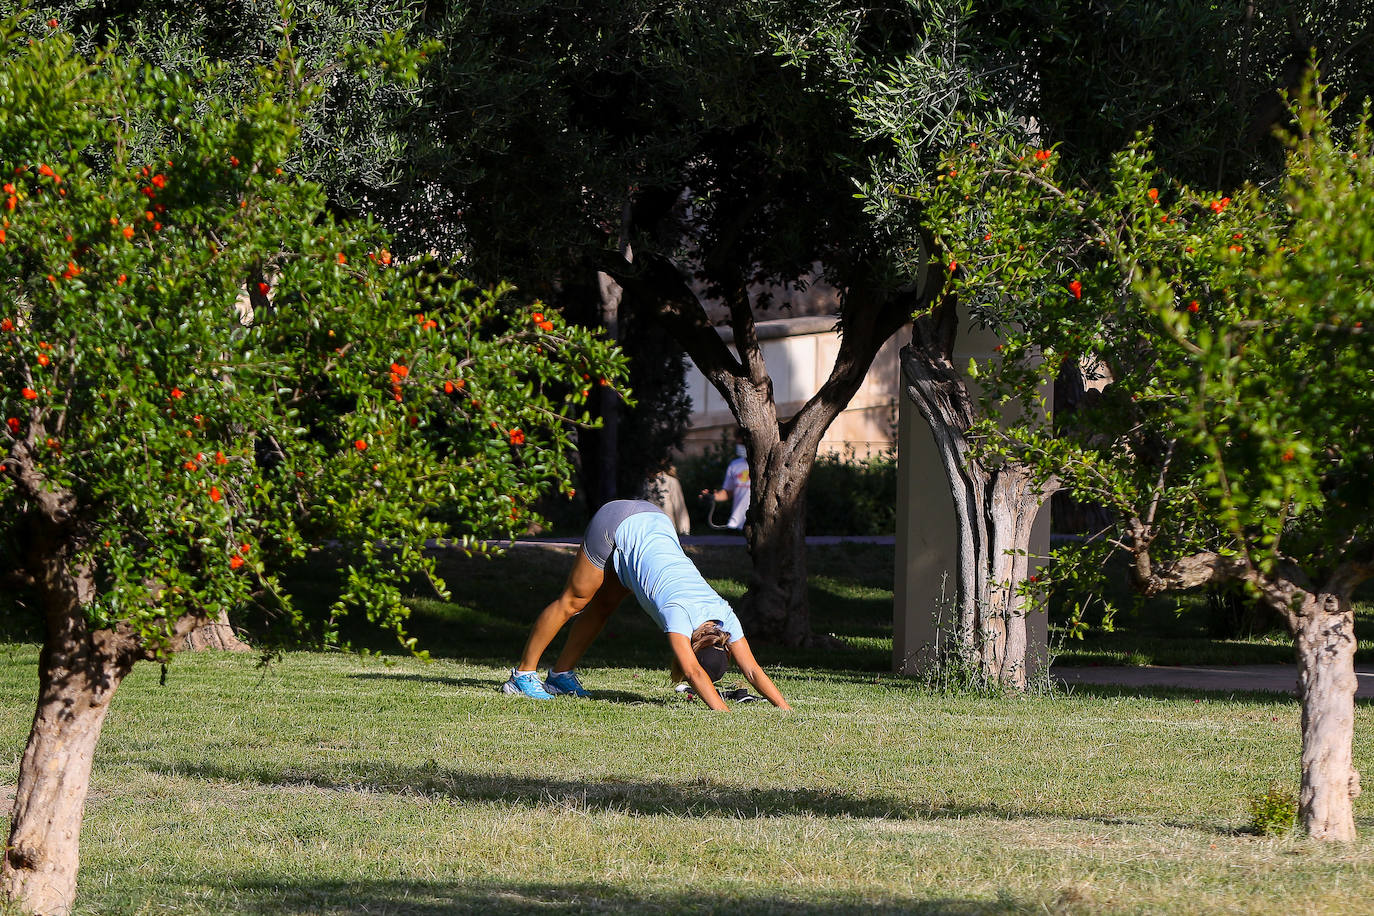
503, 499, 791, 711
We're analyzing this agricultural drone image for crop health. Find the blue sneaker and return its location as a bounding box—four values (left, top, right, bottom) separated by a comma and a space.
502, 669, 554, 699
544, 669, 590, 698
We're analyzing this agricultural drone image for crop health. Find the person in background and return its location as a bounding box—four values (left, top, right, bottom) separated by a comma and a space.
703, 431, 750, 530
642, 465, 691, 535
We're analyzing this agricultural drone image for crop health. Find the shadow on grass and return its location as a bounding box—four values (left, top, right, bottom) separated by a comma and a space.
345, 667, 1359, 707
207, 878, 1044, 915
348, 671, 678, 706
148, 759, 1239, 837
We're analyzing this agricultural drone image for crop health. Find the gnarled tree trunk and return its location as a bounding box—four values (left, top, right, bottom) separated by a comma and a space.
182, 609, 251, 652
901, 300, 1051, 687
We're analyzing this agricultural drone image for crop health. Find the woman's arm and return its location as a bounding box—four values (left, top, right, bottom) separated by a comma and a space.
667, 633, 729, 710
727, 637, 791, 710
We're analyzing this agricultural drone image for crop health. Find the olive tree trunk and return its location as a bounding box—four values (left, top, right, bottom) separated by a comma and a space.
900, 302, 1051, 687
606, 252, 925, 645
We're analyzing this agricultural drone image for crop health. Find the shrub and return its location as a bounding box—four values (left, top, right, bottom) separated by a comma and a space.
1247, 785, 1298, 835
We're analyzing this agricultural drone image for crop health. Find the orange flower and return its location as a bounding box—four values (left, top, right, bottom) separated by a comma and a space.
508, 428, 525, 445
229, 156, 240, 168
1147, 188, 1159, 203
1068, 280, 1082, 299
390, 362, 410, 378
239, 543, 251, 555
2, 183, 12, 194
1187, 300, 1199, 313
0, 229, 6, 244
257, 281, 270, 295
151, 174, 166, 189
538, 320, 553, 332
444, 381, 455, 394
116, 274, 127, 285
214, 451, 229, 465
229, 555, 244, 570
6, 418, 19, 434
531, 312, 545, 323
122, 225, 134, 239
336, 252, 347, 265
948, 260, 957, 272
36, 353, 49, 367
21, 388, 37, 400
0, 319, 10, 332
5, 196, 14, 211
184, 460, 197, 471
209, 486, 222, 502
170, 387, 184, 399
354, 439, 368, 451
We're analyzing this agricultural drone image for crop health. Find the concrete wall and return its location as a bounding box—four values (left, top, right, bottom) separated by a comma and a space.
680, 315, 906, 457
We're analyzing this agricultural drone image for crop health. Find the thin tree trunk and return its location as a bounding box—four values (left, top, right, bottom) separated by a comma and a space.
4, 530, 135, 915
1293, 594, 1361, 840
1131, 546, 1364, 842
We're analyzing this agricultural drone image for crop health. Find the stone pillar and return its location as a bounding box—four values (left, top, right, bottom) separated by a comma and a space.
893, 322, 1050, 679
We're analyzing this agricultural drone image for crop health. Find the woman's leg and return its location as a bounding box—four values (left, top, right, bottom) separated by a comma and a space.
551, 566, 631, 672
516, 548, 607, 672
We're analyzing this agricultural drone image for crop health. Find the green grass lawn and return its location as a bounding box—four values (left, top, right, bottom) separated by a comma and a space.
2, 543, 1373, 914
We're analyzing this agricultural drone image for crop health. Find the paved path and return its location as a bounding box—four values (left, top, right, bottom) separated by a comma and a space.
1055, 664, 1374, 699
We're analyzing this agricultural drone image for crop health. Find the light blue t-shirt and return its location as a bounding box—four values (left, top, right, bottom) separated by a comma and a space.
610, 511, 745, 643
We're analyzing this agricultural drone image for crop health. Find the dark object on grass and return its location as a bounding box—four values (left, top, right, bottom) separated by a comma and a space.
720, 687, 758, 703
